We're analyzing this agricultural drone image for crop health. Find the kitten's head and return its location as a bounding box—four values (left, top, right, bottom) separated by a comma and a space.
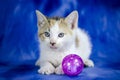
36, 10, 78, 50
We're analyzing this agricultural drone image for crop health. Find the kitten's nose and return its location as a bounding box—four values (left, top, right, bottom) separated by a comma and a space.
50, 42, 56, 46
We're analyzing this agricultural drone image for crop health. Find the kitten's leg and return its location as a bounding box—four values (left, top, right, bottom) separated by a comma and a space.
55, 64, 64, 75
84, 59, 94, 67
38, 62, 55, 75
35, 58, 40, 66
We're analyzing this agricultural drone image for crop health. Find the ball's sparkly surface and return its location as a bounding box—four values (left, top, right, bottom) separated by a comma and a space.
62, 54, 84, 76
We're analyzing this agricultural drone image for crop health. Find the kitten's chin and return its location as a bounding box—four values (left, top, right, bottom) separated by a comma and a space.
50, 46, 58, 49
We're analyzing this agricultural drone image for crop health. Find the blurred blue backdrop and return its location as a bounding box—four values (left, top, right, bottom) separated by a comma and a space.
0, 0, 120, 80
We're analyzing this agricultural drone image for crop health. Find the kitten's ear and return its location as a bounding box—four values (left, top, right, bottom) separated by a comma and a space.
65, 11, 78, 30
36, 10, 48, 28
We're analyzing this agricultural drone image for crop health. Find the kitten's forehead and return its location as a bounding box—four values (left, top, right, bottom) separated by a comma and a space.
47, 18, 63, 27
50, 22, 59, 32
48, 19, 62, 32
47, 18, 72, 35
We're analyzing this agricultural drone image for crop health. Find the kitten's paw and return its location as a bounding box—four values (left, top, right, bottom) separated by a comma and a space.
55, 65, 64, 75
38, 65, 55, 75
84, 59, 94, 67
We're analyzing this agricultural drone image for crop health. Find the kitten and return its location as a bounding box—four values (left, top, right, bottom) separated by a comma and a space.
35, 10, 94, 75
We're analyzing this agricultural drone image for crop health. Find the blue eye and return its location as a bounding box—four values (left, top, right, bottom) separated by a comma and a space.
58, 33, 64, 38
44, 32, 50, 37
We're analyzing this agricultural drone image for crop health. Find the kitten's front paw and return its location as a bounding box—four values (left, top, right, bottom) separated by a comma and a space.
38, 65, 55, 75
55, 65, 64, 75
84, 59, 94, 67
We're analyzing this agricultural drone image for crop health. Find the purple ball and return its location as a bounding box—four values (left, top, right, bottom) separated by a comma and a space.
62, 54, 84, 76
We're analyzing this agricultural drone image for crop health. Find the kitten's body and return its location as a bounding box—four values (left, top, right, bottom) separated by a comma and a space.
35, 10, 94, 75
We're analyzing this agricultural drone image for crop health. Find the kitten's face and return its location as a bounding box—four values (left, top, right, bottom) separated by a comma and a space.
36, 10, 78, 50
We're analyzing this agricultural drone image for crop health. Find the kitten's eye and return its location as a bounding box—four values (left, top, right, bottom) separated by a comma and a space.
44, 32, 50, 37
58, 33, 64, 38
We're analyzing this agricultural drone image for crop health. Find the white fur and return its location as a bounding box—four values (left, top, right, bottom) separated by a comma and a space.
35, 10, 94, 75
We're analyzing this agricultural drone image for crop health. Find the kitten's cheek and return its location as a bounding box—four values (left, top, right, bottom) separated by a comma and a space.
58, 43, 63, 48
48, 43, 51, 47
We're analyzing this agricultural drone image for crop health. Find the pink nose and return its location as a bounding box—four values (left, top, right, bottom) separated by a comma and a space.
50, 42, 56, 46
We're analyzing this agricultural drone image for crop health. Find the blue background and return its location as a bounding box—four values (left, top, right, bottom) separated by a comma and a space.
0, 0, 120, 80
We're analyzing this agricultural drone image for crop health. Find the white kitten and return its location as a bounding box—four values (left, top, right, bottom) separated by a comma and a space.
35, 10, 94, 75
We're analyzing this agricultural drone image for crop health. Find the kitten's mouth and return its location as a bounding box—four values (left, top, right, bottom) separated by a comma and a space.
50, 46, 58, 49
